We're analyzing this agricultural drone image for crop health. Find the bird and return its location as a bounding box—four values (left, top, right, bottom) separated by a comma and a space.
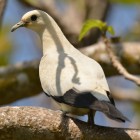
11, 10, 129, 125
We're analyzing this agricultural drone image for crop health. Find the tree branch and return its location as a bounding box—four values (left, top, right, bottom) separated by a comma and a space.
0, 106, 139, 140
0, 60, 42, 105
110, 87, 140, 102
80, 42, 140, 77
103, 38, 140, 86
0, 0, 7, 27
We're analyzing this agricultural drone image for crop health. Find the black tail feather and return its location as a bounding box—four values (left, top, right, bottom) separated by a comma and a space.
51, 89, 130, 123
90, 100, 130, 123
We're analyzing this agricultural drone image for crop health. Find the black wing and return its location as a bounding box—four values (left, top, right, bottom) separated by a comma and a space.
51, 89, 97, 108
51, 88, 129, 122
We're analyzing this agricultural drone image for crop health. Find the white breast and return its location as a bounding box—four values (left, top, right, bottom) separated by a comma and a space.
39, 47, 110, 101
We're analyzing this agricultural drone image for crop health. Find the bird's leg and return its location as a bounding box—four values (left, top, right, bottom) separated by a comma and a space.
88, 110, 95, 125
61, 111, 67, 118
59, 111, 69, 130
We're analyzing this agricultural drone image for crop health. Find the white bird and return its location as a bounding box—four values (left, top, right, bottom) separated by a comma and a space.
11, 10, 129, 125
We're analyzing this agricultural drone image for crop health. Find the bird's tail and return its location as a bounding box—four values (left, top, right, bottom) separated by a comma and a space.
89, 100, 130, 122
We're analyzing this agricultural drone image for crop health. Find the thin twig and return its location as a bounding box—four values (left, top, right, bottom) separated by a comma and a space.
103, 37, 140, 86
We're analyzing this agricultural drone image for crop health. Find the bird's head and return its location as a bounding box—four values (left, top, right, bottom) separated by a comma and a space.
11, 10, 48, 33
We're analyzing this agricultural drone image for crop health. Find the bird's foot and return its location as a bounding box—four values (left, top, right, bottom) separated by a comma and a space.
61, 112, 68, 118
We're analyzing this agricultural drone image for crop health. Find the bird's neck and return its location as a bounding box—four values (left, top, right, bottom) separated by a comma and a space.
39, 18, 71, 56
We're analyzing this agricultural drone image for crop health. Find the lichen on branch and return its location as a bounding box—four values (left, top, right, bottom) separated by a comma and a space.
0, 106, 139, 140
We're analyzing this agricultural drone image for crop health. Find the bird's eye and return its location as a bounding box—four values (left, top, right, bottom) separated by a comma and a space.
31, 15, 37, 21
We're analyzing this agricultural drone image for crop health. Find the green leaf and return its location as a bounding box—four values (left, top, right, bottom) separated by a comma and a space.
107, 26, 115, 35
78, 20, 107, 41
79, 20, 115, 41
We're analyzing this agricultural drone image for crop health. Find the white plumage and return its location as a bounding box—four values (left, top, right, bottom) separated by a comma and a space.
11, 10, 129, 124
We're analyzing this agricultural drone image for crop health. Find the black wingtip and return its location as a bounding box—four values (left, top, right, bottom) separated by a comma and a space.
90, 100, 130, 123
121, 116, 131, 123
106, 113, 130, 123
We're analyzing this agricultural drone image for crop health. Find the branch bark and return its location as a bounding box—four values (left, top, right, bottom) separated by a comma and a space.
110, 87, 140, 102
0, 0, 7, 27
0, 60, 42, 105
80, 42, 140, 77
0, 106, 139, 140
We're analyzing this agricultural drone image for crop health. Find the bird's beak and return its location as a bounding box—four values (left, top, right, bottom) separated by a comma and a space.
11, 21, 26, 32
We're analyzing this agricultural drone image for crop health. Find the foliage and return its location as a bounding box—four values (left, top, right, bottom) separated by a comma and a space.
111, 0, 140, 4
79, 19, 115, 41
0, 28, 12, 65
